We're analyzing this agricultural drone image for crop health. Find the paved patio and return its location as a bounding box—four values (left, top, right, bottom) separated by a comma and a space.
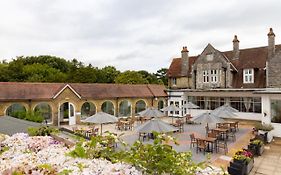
0, 116, 42, 135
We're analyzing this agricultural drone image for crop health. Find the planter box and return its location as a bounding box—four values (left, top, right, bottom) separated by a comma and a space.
230, 158, 254, 175
248, 144, 265, 156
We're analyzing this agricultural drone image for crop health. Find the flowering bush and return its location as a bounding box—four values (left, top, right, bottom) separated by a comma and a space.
233, 149, 253, 163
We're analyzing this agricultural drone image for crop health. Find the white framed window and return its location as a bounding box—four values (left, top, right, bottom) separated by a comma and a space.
243, 69, 254, 83
210, 69, 218, 83
203, 70, 209, 83
172, 78, 177, 86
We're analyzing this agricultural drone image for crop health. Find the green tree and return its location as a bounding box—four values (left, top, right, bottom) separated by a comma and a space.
138, 70, 159, 84
114, 71, 148, 84
100, 66, 120, 83
155, 68, 168, 86
68, 66, 98, 83
22, 64, 67, 82
0, 63, 10, 81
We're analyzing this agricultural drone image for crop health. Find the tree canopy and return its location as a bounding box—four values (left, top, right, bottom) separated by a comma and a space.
0, 55, 168, 86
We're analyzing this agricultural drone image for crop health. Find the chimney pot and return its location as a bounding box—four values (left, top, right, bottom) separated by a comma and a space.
233, 35, 240, 59
268, 28, 275, 58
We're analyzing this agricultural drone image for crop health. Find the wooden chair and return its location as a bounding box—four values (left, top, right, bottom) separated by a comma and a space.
115, 120, 124, 130
189, 133, 197, 148
228, 130, 236, 142
229, 123, 237, 132
196, 138, 207, 154
216, 139, 228, 154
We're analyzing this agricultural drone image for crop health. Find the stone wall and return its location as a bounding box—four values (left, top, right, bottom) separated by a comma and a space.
168, 77, 191, 89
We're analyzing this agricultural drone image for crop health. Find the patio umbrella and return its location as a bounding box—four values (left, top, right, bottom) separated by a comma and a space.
135, 118, 178, 133
138, 107, 165, 118
191, 112, 225, 126
83, 112, 118, 135
161, 104, 182, 123
211, 104, 238, 118
182, 102, 200, 115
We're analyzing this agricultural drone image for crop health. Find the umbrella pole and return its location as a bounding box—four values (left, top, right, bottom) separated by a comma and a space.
100, 124, 103, 135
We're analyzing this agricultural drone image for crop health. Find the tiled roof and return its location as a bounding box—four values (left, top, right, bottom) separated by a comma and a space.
0, 82, 167, 100
167, 56, 197, 77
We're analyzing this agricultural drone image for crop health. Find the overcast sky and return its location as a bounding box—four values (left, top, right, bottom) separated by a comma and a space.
0, 0, 281, 72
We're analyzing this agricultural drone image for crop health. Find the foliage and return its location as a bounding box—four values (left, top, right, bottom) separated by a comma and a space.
255, 123, 274, 131
115, 70, 149, 84
0, 146, 9, 155
11, 110, 44, 123
68, 132, 207, 175
27, 126, 58, 136
0, 55, 167, 84
250, 139, 264, 146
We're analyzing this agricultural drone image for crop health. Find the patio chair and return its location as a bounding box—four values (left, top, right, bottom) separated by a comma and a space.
229, 123, 237, 132
189, 133, 197, 148
228, 130, 236, 142
115, 120, 124, 130
173, 119, 184, 132
139, 132, 149, 141
196, 138, 208, 154
216, 139, 228, 154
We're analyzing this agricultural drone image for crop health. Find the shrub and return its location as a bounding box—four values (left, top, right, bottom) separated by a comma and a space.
27, 126, 58, 136
251, 139, 264, 146
10, 110, 44, 123
255, 123, 274, 131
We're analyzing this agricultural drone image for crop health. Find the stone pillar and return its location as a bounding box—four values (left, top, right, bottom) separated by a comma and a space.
261, 95, 271, 125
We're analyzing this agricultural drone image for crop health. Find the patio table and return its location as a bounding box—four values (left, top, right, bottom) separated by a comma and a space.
213, 128, 228, 140
197, 136, 217, 153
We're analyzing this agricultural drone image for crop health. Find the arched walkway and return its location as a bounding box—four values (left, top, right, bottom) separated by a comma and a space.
6, 103, 26, 118
101, 101, 115, 115
81, 102, 96, 120
135, 100, 146, 114
119, 100, 132, 117
34, 103, 52, 123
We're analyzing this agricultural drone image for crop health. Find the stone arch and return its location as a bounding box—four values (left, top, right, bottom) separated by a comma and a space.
5, 103, 27, 117
119, 100, 132, 117
158, 99, 165, 110
101, 100, 115, 115
81, 101, 96, 120
135, 100, 147, 114
34, 102, 52, 123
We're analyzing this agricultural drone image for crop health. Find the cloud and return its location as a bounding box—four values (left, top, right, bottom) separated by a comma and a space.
0, 0, 281, 73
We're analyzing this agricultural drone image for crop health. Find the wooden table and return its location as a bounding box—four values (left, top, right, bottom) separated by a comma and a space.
197, 136, 217, 153
213, 128, 228, 140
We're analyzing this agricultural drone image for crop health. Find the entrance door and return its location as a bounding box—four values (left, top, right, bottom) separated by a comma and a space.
59, 102, 76, 125
68, 103, 76, 125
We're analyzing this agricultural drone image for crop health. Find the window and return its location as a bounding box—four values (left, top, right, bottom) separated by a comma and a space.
210, 69, 218, 83
271, 100, 281, 123
172, 78, 177, 86
175, 101, 179, 115
203, 70, 209, 83
243, 69, 254, 83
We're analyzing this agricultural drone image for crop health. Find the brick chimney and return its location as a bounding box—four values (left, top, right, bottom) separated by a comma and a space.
232, 35, 239, 59
181, 46, 189, 76
268, 28, 275, 59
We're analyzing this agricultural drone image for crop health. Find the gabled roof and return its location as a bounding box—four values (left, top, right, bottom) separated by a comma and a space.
0, 82, 167, 100
167, 56, 197, 77
167, 44, 281, 77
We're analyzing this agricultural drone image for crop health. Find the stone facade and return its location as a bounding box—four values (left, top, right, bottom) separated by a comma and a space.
268, 50, 281, 87
168, 77, 191, 89
192, 44, 233, 89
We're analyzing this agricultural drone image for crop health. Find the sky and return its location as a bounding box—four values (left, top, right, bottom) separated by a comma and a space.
0, 0, 281, 73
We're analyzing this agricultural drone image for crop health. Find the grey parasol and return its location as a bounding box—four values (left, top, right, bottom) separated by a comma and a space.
182, 102, 200, 115
138, 107, 165, 118
211, 104, 238, 118
135, 118, 178, 133
191, 112, 225, 125
161, 104, 181, 112
83, 112, 118, 135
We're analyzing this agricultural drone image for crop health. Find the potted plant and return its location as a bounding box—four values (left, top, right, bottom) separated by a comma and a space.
249, 139, 264, 156
231, 149, 254, 175
254, 123, 274, 143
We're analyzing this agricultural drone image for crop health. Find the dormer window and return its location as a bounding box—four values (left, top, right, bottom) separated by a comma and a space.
243, 69, 254, 83
172, 78, 177, 86
206, 54, 214, 61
